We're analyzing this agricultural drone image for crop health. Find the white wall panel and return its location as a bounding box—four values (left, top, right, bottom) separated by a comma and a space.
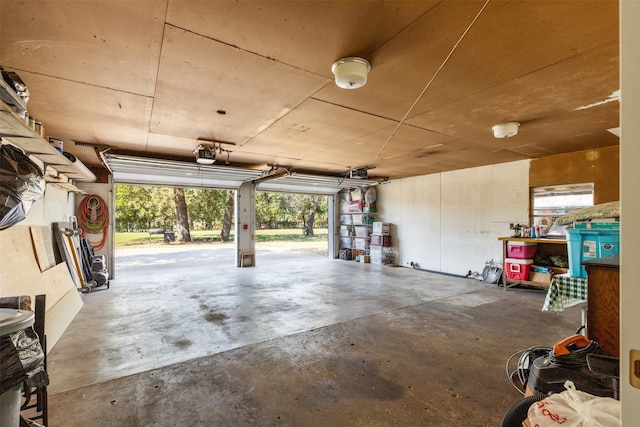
492, 160, 530, 223
402, 175, 441, 270
423, 174, 442, 271
400, 176, 429, 268
374, 180, 402, 263
377, 160, 530, 276
440, 166, 494, 276
20, 184, 71, 227
490, 160, 530, 262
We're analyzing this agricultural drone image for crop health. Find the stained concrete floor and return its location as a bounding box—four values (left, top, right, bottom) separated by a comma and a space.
46, 244, 582, 426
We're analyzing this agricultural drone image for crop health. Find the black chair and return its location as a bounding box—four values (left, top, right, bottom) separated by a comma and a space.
20, 294, 48, 427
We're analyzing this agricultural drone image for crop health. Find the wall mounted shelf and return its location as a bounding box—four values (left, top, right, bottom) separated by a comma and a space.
0, 100, 95, 182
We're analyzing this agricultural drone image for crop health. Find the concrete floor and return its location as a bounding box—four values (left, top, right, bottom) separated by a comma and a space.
46, 245, 582, 426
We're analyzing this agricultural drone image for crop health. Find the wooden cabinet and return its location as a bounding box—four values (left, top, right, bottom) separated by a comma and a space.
583, 255, 620, 357
498, 237, 568, 290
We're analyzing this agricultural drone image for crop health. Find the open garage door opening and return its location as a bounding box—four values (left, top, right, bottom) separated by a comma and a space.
115, 184, 236, 247
114, 183, 329, 259
254, 191, 329, 258
104, 154, 380, 269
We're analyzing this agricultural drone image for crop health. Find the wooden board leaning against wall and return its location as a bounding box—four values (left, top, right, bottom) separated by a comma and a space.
0, 225, 83, 352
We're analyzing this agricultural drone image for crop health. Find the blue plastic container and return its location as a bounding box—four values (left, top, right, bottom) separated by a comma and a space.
566, 229, 620, 278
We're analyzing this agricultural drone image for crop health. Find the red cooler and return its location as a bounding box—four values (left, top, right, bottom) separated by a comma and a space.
505, 258, 534, 280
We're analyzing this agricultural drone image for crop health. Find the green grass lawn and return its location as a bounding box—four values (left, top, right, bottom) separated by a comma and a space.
115, 228, 329, 255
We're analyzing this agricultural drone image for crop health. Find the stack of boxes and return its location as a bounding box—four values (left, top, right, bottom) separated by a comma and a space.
505, 241, 537, 281
338, 198, 354, 260
370, 222, 393, 265
353, 213, 373, 259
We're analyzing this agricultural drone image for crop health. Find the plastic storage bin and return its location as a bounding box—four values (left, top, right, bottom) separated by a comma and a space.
573, 221, 619, 230
352, 214, 374, 225
370, 235, 391, 246
354, 238, 369, 250
505, 258, 534, 280
354, 226, 371, 238
370, 247, 394, 264
566, 229, 620, 278
507, 241, 537, 259
372, 222, 390, 235
339, 237, 352, 248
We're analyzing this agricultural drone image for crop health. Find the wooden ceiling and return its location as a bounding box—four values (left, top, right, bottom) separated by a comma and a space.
0, 0, 619, 180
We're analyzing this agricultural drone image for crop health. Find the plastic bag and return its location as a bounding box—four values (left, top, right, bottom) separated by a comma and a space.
0, 326, 47, 394
527, 381, 620, 426
0, 144, 45, 230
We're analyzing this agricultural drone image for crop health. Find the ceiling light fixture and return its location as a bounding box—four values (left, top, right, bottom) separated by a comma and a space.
194, 139, 236, 165
195, 145, 216, 164
492, 122, 520, 138
331, 57, 371, 89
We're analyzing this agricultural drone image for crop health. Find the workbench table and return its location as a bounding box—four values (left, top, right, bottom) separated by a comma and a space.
498, 237, 568, 290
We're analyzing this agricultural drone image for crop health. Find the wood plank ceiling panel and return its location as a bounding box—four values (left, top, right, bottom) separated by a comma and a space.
313, 1, 492, 121
403, 0, 619, 120
0, 0, 619, 181
144, 134, 202, 158
305, 124, 456, 174
241, 99, 395, 159
0, 0, 165, 96
315, 1, 618, 124
16, 72, 154, 152
406, 44, 619, 141
372, 145, 528, 179
150, 25, 327, 145
165, 1, 438, 78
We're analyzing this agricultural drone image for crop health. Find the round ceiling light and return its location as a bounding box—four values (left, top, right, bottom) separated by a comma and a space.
331, 57, 371, 89
492, 122, 520, 138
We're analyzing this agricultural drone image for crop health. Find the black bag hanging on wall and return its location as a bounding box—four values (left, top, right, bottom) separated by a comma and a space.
0, 143, 45, 230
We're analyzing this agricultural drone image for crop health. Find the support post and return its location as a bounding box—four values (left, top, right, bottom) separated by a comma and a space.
235, 181, 256, 267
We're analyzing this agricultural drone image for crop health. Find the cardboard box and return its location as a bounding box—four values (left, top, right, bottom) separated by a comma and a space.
551, 267, 568, 275
528, 271, 554, 284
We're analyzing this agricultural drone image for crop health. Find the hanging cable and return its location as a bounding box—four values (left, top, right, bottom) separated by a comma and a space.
367, 0, 491, 169
77, 194, 109, 250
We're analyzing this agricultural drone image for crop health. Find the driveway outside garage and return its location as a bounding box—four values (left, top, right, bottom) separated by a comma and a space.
46, 245, 582, 426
